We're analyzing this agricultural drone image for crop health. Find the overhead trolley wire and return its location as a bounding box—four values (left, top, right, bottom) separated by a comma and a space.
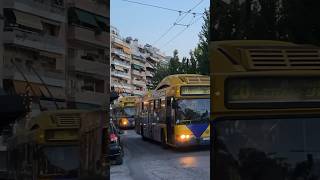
161, 14, 204, 49
151, 0, 205, 46
121, 0, 203, 15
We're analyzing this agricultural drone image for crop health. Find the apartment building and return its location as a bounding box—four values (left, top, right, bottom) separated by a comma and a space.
144, 44, 166, 89
66, 0, 110, 109
0, 0, 67, 111
128, 38, 147, 96
0, 0, 110, 111
110, 26, 132, 96
110, 26, 166, 96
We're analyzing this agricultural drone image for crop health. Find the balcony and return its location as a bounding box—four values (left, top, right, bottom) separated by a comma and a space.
72, 58, 108, 77
68, 25, 109, 48
147, 55, 159, 64
133, 90, 145, 96
132, 54, 145, 62
112, 84, 132, 91
4, 0, 65, 22
111, 70, 131, 80
74, 91, 107, 106
3, 66, 65, 88
132, 69, 145, 76
112, 36, 130, 49
146, 71, 154, 78
131, 59, 145, 67
3, 29, 65, 54
132, 79, 146, 87
112, 59, 131, 69
111, 48, 131, 61
145, 62, 155, 69
68, 0, 109, 17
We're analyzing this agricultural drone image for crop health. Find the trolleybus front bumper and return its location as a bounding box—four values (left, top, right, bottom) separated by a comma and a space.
175, 137, 210, 147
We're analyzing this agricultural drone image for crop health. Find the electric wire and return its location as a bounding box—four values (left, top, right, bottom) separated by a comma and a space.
151, 0, 205, 46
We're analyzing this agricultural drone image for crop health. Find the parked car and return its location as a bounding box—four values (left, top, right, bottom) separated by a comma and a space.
109, 121, 124, 165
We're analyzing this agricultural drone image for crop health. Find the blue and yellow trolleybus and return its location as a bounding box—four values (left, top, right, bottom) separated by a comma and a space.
210, 40, 320, 180
137, 74, 210, 148
112, 96, 139, 129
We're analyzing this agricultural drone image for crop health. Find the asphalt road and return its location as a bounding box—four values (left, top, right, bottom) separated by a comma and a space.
111, 130, 210, 180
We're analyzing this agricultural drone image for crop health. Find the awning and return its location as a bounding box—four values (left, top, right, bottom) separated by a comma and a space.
13, 81, 65, 99
74, 9, 99, 28
41, 18, 61, 27
39, 51, 62, 58
14, 10, 43, 30
114, 65, 125, 71
132, 64, 144, 71
123, 46, 131, 54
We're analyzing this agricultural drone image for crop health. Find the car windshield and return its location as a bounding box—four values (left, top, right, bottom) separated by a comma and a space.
39, 146, 79, 177
214, 118, 320, 180
123, 107, 136, 117
175, 99, 210, 124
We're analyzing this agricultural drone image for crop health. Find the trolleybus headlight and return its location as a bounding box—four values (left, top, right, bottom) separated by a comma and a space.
178, 134, 191, 141
120, 118, 129, 125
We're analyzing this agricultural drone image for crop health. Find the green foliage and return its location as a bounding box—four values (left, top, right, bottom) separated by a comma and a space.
151, 50, 200, 88
151, 9, 211, 88
211, 0, 320, 45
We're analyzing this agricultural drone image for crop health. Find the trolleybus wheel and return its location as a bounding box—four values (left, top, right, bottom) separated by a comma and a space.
141, 126, 146, 141
161, 131, 168, 149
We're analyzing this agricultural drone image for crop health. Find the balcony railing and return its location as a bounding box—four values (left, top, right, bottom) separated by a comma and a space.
111, 70, 131, 79
132, 79, 146, 87
133, 89, 145, 96
73, 58, 108, 77
132, 69, 145, 76
112, 83, 132, 90
112, 59, 131, 69
68, 25, 109, 48
131, 59, 145, 67
68, 0, 108, 17
4, 0, 65, 22
145, 62, 155, 69
146, 71, 154, 77
112, 48, 131, 60
112, 36, 130, 48
3, 28, 65, 54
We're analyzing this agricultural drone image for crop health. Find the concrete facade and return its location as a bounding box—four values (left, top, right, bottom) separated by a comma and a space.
0, 0, 110, 111
110, 26, 166, 96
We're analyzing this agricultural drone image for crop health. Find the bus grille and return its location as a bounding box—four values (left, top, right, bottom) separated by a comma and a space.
55, 114, 80, 127
246, 48, 320, 69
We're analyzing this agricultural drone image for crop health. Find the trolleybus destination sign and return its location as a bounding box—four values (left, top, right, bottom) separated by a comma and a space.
180, 86, 210, 95
226, 77, 320, 108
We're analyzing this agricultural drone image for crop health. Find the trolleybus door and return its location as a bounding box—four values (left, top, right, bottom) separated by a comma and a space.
166, 97, 175, 144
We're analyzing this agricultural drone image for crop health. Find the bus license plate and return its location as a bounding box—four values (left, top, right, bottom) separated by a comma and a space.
203, 137, 210, 141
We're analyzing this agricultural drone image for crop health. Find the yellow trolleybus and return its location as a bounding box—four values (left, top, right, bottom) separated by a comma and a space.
210, 40, 320, 180
112, 96, 139, 129
7, 110, 85, 179
138, 74, 211, 148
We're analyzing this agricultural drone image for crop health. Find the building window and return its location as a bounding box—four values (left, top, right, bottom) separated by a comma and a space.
52, 0, 64, 7
42, 23, 60, 36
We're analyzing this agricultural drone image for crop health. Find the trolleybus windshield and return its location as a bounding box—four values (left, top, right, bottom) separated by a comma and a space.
39, 146, 79, 176
123, 107, 136, 117
176, 99, 210, 124
214, 118, 320, 180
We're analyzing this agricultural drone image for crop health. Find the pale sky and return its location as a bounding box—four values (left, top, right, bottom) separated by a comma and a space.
111, 0, 209, 58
